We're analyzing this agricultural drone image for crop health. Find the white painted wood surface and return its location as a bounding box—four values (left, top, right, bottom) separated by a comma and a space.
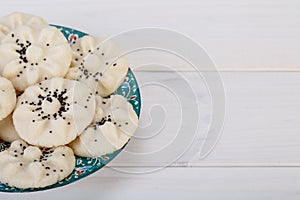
1, 0, 300, 71
2, 167, 300, 200
1, 1, 300, 199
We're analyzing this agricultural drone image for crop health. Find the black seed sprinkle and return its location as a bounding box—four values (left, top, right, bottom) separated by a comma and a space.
46, 43, 49, 47
113, 63, 117, 66
19, 163, 22, 166
11, 33, 14, 37
94, 139, 97, 142
62, 154, 65, 156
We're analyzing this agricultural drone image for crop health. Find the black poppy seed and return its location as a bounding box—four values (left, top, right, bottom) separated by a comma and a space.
19, 61, 22, 64
113, 63, 117, 66
46, 173, 49, 176
23, 66, 26, 69
105, 62, 109, 65
119, 125, 122, 127
125, 122, 129, 125
11, 33, 14, 37
94, 139, 97, 142
53, 169, 56, 172
80, 53, 83, 56
20, 152, 24, 155
44, 77, 48, 80
46, 167, 50, 170
101, 53, 104, 56
67, 122, 71, 125
77, 48, 80, 51
63, 117, 66, 120
20, 71, 22, 74
75, 58, 78, 61
14, 150, 17, 153
46, 43, 49, 47
35, 63, 38, 66
17, 75, 20, 77
32, 120, 35, 122
60, 169, 63, 172
95, 91, 99, 95
85, 106, 87, 109
49, 131, 52, 133
31, 63, 34, 66
43, 58, 46, 61
102, 102, 106, 104
62, 154, 65, 156
19, 163, 22, 166
14, 155, 18, 157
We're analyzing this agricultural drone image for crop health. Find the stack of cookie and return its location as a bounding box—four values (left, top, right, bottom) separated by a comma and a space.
0, 12, 139, 189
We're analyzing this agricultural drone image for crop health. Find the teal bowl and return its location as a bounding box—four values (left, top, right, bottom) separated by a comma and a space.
0, 25, 141, 193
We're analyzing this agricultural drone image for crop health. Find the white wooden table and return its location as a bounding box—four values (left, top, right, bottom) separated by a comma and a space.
1, 1, 300, 199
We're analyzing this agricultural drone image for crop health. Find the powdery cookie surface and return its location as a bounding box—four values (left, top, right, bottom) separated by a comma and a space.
13, 77, 96, 147
0, 24, 72, 91
0, 12, 47, 41
0, 114, 21, 142
69, 95, 138, 157
0, 77, 16, 120
66, 35, 128, 97
0, 140, 75, 189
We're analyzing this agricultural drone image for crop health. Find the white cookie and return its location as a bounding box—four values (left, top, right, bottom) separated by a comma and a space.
69, 95, 138, 157
66, 35, 128, 97
0, 140, 75, 189
0, 12, 47, 41
0, 24, 72, 91
0, 77, 16, 120
0, 114, 21, 142
13, 77, 96, 147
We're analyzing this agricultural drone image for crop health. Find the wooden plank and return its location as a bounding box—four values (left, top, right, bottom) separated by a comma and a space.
108, 71, 300, 167
1, 0, 300, 71
2, 167, 300, 200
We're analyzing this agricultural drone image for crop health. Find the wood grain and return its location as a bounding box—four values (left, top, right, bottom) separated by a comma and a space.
2, 167, 300, 200
108, 71, 300, 167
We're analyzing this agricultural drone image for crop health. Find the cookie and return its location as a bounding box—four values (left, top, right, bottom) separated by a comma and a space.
0, 12, 47, 41
0, 24, 72, 91
13, 77, 96, 147
66, 35, 128, 97
0, 114, 21, 142
69, 95, 138, 157
0, 140, 75, 189
0, 77, 16, 120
